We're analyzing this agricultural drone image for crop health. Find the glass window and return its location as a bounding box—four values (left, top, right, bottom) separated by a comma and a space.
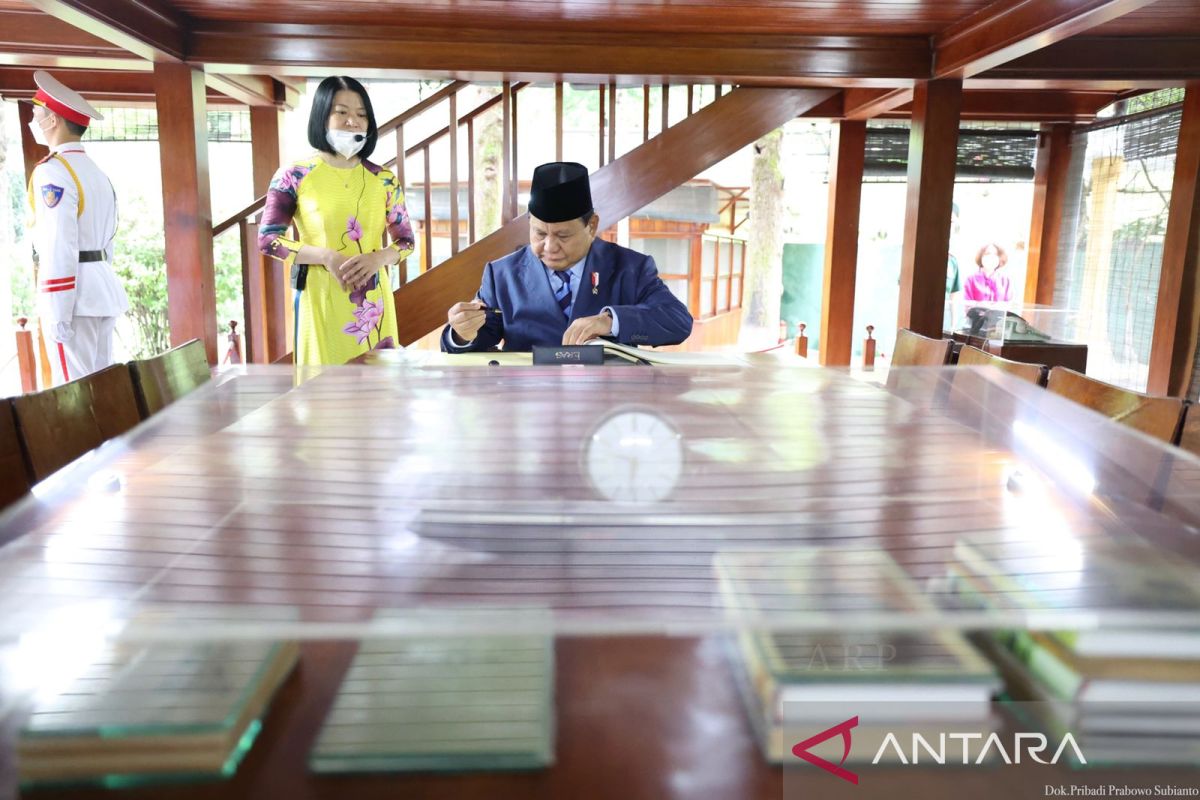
701, 240, 716, 278
665, 279, 689, 306
701, 279, 714, 317
632, 237, 691, 276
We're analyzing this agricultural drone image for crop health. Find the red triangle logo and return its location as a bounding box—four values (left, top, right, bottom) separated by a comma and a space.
791, 716, 860, 785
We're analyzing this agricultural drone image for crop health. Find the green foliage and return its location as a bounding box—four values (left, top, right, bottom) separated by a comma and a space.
111, 198, 243, 359
111, 199, 170, 358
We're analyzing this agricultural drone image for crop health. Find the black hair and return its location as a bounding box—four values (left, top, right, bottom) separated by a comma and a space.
579, 210, 596, 228
65, 120, 87, 137
308, 76, 378, 160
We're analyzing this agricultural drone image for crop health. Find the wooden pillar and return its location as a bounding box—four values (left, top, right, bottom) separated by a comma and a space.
154, 62, 218, 363
1148, 84, 1200, 397
898, 79, 962, 339
820, 120, 866, 366
501, 81, 512, 224
554, 82, 564, 161
1025, 123, 1073, 307
249, 106, 287, 363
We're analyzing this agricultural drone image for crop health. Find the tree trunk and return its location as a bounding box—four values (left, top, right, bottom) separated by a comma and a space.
475, 100, 503, 239
739, 127, 786, 348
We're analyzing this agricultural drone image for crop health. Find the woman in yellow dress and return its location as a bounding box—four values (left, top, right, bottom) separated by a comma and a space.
259, 76, 415, 365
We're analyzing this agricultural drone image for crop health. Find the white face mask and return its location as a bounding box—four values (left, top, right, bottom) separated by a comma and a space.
28, 117, 49, 147
326, 129, 365, 159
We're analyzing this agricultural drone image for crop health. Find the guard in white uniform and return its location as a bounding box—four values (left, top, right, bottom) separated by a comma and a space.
25, 70, 128, 385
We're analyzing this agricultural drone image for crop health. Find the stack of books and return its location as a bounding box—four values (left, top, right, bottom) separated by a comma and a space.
950, 536, 1200, 765
716, 548, 1001, 765
19, 639, 299, 787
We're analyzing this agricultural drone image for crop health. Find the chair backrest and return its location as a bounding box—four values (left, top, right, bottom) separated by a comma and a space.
891, 329, 954, 368
129, 339, 212, 418
11, 364, 141, 483
0, 399, 33, 511
1045, 366, 1186, 444
1177, 403, 1200, 456
955, 345, 1046, 386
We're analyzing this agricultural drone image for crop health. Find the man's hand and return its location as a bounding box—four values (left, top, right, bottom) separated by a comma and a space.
338, 251, 387, 290
562, 311, 613, 345
448, 300, 489, 345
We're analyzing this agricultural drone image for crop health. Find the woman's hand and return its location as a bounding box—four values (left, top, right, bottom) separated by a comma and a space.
338, 250, 391, 291
319, 248, 349, 290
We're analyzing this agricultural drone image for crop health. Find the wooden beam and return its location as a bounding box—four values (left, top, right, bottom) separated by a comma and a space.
154, 62, 218, 363
886, 89, 1120, 122
843, 87, 912, 119
203, 73, 282, 108
979, 36, 1200, 85
898, 79, 963, 339
249, 106, 287, 364
23, 0, 186, 62
391, 87, 837, 345
0, 10, 139, 63
0, 66, 239, 105
1147, 84, 1200, 397
189, 25, 932, 83
934, 0, 1160, 79
820, 120, 866, 367
1024, 124, 1074, 306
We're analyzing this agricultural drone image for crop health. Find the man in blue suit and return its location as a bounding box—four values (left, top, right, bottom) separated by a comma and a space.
442, 162, 693, 351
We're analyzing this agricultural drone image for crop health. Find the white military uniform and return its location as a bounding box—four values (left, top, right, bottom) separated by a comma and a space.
26, 74, 129, 385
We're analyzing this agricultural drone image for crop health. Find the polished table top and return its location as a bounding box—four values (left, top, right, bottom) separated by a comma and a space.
3, 361, 1200, 798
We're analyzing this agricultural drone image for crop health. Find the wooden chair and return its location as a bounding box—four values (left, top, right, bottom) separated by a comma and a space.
1177, 403, 1200, 456
890, 329, 954, 368
1045, 366, 1186, 444
129, 339, 212, 418
955, 344, 1046, 386
11, 364, 142, 483
885, 329, 956, 401
0, 399, 33, 511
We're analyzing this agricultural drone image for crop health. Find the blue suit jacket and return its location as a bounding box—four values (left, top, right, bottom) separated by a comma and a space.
441, 239, 693, 352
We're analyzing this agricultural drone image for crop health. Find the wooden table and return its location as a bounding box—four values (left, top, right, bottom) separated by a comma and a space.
3, 362, 1199, 799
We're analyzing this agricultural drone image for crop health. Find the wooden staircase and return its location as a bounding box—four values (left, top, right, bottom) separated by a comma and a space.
212, 82, 836, 354
392, 86, 835, 345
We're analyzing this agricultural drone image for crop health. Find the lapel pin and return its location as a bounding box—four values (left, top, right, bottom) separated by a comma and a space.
592, 272, 600, 295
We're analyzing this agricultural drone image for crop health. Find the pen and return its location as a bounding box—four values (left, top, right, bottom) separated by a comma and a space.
473, 299, 502, 315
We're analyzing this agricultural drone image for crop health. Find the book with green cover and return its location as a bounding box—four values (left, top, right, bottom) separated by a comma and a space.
19, 640, 299, 787
952, 536, 1200, 659
715, 548, 999, 722
310, 632, 554, 773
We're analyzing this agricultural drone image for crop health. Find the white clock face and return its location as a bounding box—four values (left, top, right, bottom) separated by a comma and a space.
584, 410, 683, 503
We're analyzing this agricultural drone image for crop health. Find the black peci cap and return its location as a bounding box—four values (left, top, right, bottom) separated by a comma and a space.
528, 162, 593, 223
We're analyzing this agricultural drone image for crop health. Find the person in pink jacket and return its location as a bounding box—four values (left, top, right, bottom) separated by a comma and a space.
962, 242, 1012, 303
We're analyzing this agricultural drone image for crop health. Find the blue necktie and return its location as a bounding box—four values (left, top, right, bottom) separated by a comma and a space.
554, 271, 572, 320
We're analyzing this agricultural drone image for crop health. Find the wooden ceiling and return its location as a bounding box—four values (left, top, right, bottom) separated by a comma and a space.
166, 0, 1001, 36
0, 0, 1197, 116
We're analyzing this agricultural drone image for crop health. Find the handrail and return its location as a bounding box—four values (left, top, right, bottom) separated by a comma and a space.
212, 81, 521, 235
378, 80, 469, 135
387, 82, 529, 169
213, 196, 266, 237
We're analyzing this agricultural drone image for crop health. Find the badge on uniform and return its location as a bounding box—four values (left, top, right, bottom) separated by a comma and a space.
41, 184, 64, 208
